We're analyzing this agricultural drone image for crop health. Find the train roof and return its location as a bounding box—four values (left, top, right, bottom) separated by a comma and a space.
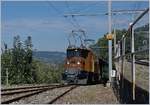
67, 46, 93, 52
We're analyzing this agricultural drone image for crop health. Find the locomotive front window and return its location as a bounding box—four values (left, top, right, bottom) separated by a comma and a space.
81, 50, 89, 58
67, 49, 89, 58
67, 49, 80, 57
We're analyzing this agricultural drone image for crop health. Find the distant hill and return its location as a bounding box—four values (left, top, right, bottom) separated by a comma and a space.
33, 51, 66, 64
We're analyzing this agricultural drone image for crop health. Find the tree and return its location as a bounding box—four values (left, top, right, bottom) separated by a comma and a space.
91, 29, 128, 61
23, 36, 34, 83
1, 35, 35, 84
10, 35, 25, 84
1, 43, 12, 85
1, 35, 65, 85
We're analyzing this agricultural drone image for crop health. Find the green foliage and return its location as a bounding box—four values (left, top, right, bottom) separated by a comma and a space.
2, 24, 147, 85
92, 23, 149, 61
1, 49, 12, 84
1, 35, 34, 84
32, 59, 64, 84
1, 35, 64, 85
91, 29, 127, 61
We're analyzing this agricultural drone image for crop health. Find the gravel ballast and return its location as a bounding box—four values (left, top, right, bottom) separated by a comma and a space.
4, 84, 119, 104
53, 84, 119, 104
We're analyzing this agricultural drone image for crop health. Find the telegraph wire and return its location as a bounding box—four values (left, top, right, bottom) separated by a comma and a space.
64, 16, 79, 28
65, 1, 81, 29
71, 15, 81, 28
74, 2, 101, 14
46, 1, 62, 16
46, 1, 79, 29
65, 1, 73, 13
65, 1, 79, 28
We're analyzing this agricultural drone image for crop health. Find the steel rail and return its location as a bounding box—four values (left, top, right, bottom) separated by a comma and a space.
47, 85, 78, 104
1, 85, 71, 104
1, 84, 59, 91
1, 86, 57, 95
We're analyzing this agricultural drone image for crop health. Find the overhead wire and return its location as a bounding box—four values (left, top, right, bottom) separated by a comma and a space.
65, 0, 90, 44
72, 16, 81, 28
66, 1, 99, 31
65, 2, 80, 28
74, 2, 102, 13
46, 1, 83, 47
46, 1, 79, 29
46, 1, 62, 15
49, 1, 105, 37
64, 1, 108, 40
65, 1, 81, 29
65, 1, 72, 13
133, 2, 139, 19
131, 1, 142, 21
130, 2, 141, 27
46, 1, 109, 44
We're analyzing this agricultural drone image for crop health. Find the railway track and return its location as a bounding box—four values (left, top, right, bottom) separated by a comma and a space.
1, 84, 74, 104
2, 85, 59, 95
1, 84, 59, 91
46, 85, 78, 104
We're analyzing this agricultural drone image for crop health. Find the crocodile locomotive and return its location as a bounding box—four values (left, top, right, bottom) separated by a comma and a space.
62, 47, 100, 84
62, 30, 109, 84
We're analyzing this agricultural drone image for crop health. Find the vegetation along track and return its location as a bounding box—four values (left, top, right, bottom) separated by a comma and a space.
1, 84, 73, 104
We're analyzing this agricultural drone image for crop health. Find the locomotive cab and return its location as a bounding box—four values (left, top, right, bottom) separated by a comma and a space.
62, 47, 90, 84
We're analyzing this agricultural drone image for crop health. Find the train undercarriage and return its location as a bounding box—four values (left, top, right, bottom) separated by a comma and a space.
62, 69, 101, 85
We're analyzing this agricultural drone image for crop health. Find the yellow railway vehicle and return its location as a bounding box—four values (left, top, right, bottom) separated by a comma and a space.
62, 47, 100, 84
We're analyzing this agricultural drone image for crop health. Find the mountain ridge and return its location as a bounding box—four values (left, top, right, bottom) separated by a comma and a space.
33, 51, 66, 64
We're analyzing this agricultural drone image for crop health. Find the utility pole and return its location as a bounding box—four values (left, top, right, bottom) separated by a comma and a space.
114, 29, 116, 55
108, 0, 112, 85
6, 68, 9, 86
63, 2, 145, 87
131, 13, 136, 101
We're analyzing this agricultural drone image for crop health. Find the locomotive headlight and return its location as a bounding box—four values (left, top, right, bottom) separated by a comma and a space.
67, 61, 70, 65
77, 61, 80, 65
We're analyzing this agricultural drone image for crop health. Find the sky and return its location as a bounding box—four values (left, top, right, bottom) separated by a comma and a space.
1, 1, 149, 52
